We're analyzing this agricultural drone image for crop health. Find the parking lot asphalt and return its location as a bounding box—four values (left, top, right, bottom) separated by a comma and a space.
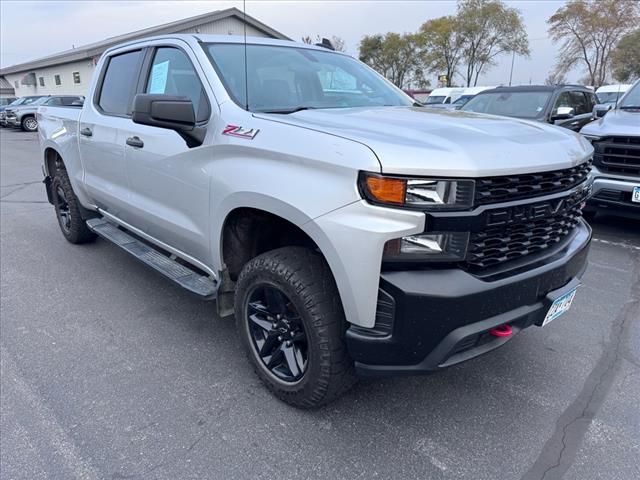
1, 127, 638, 480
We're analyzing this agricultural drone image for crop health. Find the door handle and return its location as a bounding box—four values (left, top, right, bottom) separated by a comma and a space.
80, 127, 92, 137
126, 136, 144, 148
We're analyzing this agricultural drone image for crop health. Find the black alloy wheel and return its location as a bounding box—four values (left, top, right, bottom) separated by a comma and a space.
246, 284, 308, 382
54, 184, 72, 234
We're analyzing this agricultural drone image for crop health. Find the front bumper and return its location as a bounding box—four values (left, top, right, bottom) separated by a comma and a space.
347, 219, 592, 375
5, 117, 19, 127
586, 170, 640, 214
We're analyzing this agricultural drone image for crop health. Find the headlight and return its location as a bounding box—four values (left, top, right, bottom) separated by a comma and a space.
383, 232, 469, 262
359, 172, 474, 210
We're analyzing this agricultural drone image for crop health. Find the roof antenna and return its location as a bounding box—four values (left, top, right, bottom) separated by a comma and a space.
243, 0, 249, 111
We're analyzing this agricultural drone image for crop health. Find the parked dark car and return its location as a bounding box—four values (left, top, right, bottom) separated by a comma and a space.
461, 85, 598, 132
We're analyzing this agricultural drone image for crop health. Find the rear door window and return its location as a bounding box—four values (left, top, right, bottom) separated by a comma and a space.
97, 50, 143, 116
145, 47, 210, 122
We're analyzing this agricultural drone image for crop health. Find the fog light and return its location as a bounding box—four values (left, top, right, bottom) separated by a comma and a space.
383, 232, 469, 262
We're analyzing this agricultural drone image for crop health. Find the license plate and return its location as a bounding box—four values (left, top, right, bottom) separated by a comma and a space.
542, 288, 577, 326
632, 186, 640, 203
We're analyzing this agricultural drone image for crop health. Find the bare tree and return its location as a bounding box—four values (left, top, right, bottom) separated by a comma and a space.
545, 70, 567, 85
548, 0, 639, 88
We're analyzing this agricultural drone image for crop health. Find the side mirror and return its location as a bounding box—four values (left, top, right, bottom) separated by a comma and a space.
592, 103, 612, 119
551, 106, 575, 121
132, 94, 205, 148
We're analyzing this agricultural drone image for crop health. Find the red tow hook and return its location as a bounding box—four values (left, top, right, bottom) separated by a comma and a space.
489, 324, 513, 337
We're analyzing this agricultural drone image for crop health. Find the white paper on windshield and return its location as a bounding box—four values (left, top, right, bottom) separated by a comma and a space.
149, 61, 169, 94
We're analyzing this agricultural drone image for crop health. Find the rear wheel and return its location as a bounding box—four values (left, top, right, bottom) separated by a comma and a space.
21, 116, 38, 132
234, 247, 356, 408
51, 164, 96, 244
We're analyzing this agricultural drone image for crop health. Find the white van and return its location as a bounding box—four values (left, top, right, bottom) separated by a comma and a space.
450, 86, 497, 109
424, 87, 465, 106
595, 84, 631, 104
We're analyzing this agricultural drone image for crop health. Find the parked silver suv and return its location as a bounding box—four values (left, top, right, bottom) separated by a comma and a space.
581, 79, 640, 218
5, 95, 83, 131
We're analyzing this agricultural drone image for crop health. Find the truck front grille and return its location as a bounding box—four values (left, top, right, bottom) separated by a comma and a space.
465, 190, 585, 270
593, 136, 640, 177
474, 161, 591, 205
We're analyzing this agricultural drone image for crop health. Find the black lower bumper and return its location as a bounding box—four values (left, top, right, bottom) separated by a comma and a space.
347, 220, 592, 376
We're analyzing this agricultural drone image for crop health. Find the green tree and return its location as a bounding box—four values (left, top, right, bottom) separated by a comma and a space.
548, 0, 639, 88
457, 0, 529, 87
359, 33, 423, 88
611, 29, 640, 83
418, 16, 463, 87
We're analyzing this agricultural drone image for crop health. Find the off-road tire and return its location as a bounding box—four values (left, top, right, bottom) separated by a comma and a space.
52, 165, 96, 244
234, 246, 356, 408
21, 116, 38, 132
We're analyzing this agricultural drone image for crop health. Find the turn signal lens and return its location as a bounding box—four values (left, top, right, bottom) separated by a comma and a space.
365, 175, 406, 205
359, 172, 474, 210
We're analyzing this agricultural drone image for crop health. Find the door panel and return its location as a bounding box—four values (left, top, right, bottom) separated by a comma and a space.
79, 49, 143, 217
122, 46, 213, 263
123, 126, 211, 262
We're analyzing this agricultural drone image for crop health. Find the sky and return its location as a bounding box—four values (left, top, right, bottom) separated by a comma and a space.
0, 0, 576, 86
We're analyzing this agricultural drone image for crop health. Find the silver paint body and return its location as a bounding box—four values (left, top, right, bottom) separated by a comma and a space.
38, 34, 594, 328
581, 80, 640, 201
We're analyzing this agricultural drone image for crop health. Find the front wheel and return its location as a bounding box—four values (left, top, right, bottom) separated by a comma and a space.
21, 116, 38, 132
234, 247, 356, 408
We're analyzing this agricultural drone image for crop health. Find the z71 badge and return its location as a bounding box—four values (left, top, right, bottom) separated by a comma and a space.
222, 125, 259, 139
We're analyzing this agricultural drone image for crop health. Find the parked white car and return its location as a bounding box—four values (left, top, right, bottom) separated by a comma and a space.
445, 86, 497, 110
595, 84, 632, 105
423, 87, 465, 106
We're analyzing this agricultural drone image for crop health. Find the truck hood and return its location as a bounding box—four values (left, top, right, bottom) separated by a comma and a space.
257, 106, 592, 177
581, 108, 640, 137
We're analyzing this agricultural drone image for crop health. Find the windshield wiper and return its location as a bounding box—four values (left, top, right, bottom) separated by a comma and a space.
619, 105, 640, 110
259, 106, 316, 114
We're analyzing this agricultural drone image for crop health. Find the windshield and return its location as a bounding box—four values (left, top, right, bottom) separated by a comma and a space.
205, 43, 412, 112
452, 95, 473, 105
425, 95, 446, 104
597, 91, 625, 104
461, 91, 552, 118
10, 96, 47, 107
618, 82, 640, 109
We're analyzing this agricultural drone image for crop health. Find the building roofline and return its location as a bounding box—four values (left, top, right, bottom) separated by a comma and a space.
0, 7, 290, 75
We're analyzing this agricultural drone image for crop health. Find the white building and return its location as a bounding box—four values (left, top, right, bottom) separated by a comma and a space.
0, 8, 289, 97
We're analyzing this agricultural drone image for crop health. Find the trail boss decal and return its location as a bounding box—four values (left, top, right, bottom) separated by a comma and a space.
222, 125, 259, 139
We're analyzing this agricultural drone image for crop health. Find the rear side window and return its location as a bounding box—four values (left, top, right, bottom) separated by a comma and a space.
145, 47, 210, 122
98, 50, 142, 116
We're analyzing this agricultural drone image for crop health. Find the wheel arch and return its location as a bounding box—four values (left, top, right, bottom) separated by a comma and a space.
214, 194, 355, 325
44, 146, 62, 176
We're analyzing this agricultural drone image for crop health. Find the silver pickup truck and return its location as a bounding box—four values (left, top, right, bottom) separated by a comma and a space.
39, 35, 593, 407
